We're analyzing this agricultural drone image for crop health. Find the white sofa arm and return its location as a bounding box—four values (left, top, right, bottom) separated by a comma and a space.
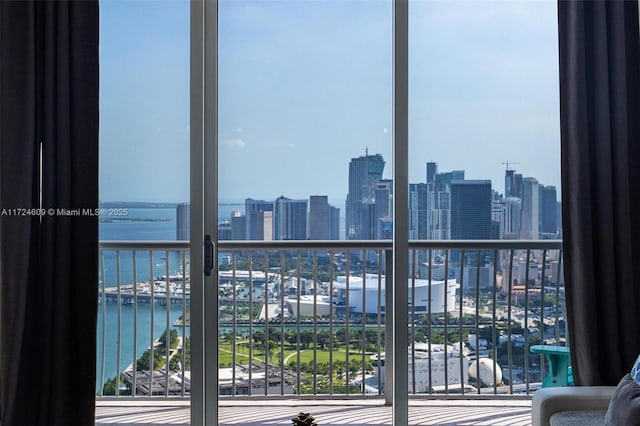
531, 386, 617, 426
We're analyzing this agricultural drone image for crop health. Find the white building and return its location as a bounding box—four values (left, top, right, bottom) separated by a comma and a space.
283, 295, 332, 318
372, 343, 470, 393
418, 263, 495, 289
333, 274, 458, 315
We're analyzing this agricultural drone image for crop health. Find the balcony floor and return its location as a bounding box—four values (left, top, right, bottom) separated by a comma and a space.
96, 399, 532, 425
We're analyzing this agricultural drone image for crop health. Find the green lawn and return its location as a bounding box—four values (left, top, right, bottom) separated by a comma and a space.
218, 340, 379, 367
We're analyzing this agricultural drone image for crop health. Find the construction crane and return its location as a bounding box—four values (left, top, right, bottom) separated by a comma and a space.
502, 161, 520, 171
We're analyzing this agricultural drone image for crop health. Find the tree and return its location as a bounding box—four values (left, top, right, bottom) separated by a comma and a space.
335, 328, 348, 347
136, 348, 165, 371
316, 330, 331, 350
158, 328, 179, 349
300, 330, 314, 348
286, 330, 298, 347
102, 374, 129, 396
252, 330, 265, 345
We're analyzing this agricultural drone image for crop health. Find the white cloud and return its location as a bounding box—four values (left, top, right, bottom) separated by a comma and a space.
223, 138, 246, 148
260, 141, 294, 148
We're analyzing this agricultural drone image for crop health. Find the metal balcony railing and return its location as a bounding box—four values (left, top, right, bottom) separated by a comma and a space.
97, 240, 565, 400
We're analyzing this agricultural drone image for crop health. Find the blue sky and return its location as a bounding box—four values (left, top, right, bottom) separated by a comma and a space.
99, 0, 560, 206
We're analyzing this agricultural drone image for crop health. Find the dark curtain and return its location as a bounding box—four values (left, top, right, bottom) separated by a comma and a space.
0, 2, 99, 425
559, 0, 640, 386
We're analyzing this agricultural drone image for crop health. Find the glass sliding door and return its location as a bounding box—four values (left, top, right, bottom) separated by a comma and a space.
194, 0, 395, 423
98, 0, 190, 400
407, 0, 561, 405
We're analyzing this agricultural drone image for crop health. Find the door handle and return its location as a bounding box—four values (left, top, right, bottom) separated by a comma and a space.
204, 235, 215, 276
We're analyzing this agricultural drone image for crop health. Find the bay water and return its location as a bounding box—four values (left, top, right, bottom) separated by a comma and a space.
97, 205, 242, 391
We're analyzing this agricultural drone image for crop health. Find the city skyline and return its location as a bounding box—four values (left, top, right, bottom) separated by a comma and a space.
103, 158, 558, 209
207, 157, 559, 242
99, 0, 561, 204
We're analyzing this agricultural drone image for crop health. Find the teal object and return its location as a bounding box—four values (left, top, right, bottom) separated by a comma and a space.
530, 345, 573, 387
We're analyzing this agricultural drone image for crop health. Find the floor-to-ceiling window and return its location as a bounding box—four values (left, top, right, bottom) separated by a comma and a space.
98, 0, 561, 423
406, 0, 561, 412
98, 0, 190, 397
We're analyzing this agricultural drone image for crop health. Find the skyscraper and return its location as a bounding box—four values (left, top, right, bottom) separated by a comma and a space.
358, 200, 377, 240
374, 179, 393, 239
540, 185, 557, 235
245, 198, 273, 240
520, 177, 539, 239
345, 152, 385, 239
429, 169, 462, 239
502, 196, 522, 239
176, 202, 190, 240
329, 205, 340, 240
435, 170, 465, 187
407, 166, 458, 241
218, 221, 232, 240
273, 196, 308, 240
263, 211, 273, 241
426, 161, 438, 183
231, 210, 246, 240
309, 195, 339, 240
505, 169, 515, 197
409, 183, 430, 239
430, 186, 451, 240
491, 198, 504, 239
450, 180, 491, 239
513, 173, 523, 198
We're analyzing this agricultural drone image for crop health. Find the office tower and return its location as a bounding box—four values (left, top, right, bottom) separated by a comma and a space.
374, 180, 393, 239
502, 197, 522, 239
231, 210, 246, 240
416, 168, 461, 240
274, 196, 308, 240
329, 205, 340, 240
263, 211, 273, 241
520, 177, 539, 239
309, 195, 339, 240
218, 221, 232, 240
426, 162, 438, 183
491, 200, 504, 239
409, 168, 458, 240
359, 200, 377, 240
176, 202, 190, 240
345, 152, 385, 239
505, 169, 515, 197
375, 179, 393, 218
409, 184, 420, 239
409, 183, 430, 239
379, 218, 393, 239
435, 170, 465, 187
490, 220, 502, 239
309, 195, 330, 239
450, 180, 491, 239
245, 198, 273, 240
540, 185, 557, 235
430, 182, 452, 240
513, 173, 523, 198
